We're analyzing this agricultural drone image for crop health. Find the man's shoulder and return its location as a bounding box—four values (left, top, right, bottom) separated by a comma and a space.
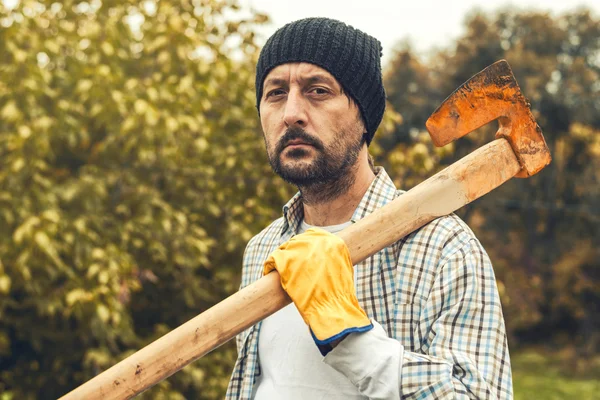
416, 213, 475, 242
398, 212, 482, 265
390, 188, 477, 249
246, 216, 286, 251
239, 217, 286, 287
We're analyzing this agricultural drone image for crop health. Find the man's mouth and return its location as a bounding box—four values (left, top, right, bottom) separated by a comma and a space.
285, 139, 313, 148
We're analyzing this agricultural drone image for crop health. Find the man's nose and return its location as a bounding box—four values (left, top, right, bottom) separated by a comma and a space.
283, 89, 307, 128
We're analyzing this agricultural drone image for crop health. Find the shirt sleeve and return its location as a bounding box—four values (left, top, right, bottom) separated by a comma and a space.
326, 238, 513, 400
400, 238, 513, 399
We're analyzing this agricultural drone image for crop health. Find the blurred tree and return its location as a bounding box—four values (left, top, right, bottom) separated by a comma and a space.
383, 8, 600, 363
0, 0, 290, 398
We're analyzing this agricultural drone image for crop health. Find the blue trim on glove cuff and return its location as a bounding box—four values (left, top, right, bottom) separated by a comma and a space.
311, 323, 374, 356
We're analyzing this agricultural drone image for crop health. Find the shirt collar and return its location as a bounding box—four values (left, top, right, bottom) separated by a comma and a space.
280, 166, 398, 236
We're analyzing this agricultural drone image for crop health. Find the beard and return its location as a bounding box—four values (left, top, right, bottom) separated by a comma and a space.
266, 125, 365, 203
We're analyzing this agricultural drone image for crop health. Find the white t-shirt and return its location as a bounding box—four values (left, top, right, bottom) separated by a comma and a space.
253, 220, 403, 399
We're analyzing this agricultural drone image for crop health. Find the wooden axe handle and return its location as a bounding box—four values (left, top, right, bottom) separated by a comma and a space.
61, 138, 521, 400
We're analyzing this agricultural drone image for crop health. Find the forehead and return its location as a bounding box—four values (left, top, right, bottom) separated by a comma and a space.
264, 62, 340, 86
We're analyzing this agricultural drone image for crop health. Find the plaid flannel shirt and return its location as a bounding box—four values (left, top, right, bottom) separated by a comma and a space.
226, 167, 513, 399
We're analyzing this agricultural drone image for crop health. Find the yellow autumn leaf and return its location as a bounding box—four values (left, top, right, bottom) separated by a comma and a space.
41, 210, 60, 223
90, 103, 102, 116
125, 78, 138, 90
11, 158, 25, 172
96, 304, 110, 322
121, 116, 137, 132
86, 263, 101, 279
147, 87, 159, 102
34, 116, 54, 131
101, 42, 114, 56
157, 50, 170, 65
66, 288, 92, 306
1, 100, 22, 122
134, 99, 148, 114
18, 125, 32, 139
98, 64, 111, 76
34, 231, 65, 268
44, 39, 60, 54
148, 35, 169, 52
144, 106, 159, 126
0, 275, 11, 294
165, 116, 179, 133
13, 49, 27, 63
76, 79, 93, 93
91, 248, 106, 259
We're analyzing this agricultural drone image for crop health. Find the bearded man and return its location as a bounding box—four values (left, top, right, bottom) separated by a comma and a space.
226, 17, 513, 400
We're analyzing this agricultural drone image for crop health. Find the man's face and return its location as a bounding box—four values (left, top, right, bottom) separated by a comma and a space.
259, 63, 366, 187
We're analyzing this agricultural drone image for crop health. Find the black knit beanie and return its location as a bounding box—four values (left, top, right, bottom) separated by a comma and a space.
255, 17, 386, 145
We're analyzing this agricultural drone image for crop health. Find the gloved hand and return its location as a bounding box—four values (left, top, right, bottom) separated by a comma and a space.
263, 227, 373, 355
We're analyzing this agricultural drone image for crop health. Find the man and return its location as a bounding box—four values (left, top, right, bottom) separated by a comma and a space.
226, 17, 512, 399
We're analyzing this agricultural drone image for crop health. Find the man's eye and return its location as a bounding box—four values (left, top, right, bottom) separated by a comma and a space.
266, 89, 285, 98
311, 87, 328, 95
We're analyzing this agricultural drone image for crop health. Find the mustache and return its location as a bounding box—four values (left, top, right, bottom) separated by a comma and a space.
275, 127, 325, 154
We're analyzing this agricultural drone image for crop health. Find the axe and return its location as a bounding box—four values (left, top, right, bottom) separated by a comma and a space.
61, 60, 551, 399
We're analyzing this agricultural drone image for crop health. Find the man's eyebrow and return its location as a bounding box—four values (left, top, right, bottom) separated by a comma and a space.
263, 74, 340, 90
303, 75, 338, 87
263, 78, 288, 89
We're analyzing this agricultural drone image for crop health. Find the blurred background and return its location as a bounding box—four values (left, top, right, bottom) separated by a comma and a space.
0, 0, 598, 399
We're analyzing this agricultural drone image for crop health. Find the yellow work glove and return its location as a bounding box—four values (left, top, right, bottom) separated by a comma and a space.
263, 227, 373, 355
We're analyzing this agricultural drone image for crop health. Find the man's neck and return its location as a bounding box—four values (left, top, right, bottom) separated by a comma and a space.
301, 163, 376, 226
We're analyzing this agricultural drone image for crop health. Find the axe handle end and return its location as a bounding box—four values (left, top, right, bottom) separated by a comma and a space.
60, 272, 290, 400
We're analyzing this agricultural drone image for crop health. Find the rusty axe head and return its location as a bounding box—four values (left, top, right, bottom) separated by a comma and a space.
425, 60, 551, 178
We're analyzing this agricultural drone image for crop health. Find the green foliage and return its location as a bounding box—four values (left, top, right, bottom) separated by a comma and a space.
0, 0, 291, 398
383, 8, 600, 358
